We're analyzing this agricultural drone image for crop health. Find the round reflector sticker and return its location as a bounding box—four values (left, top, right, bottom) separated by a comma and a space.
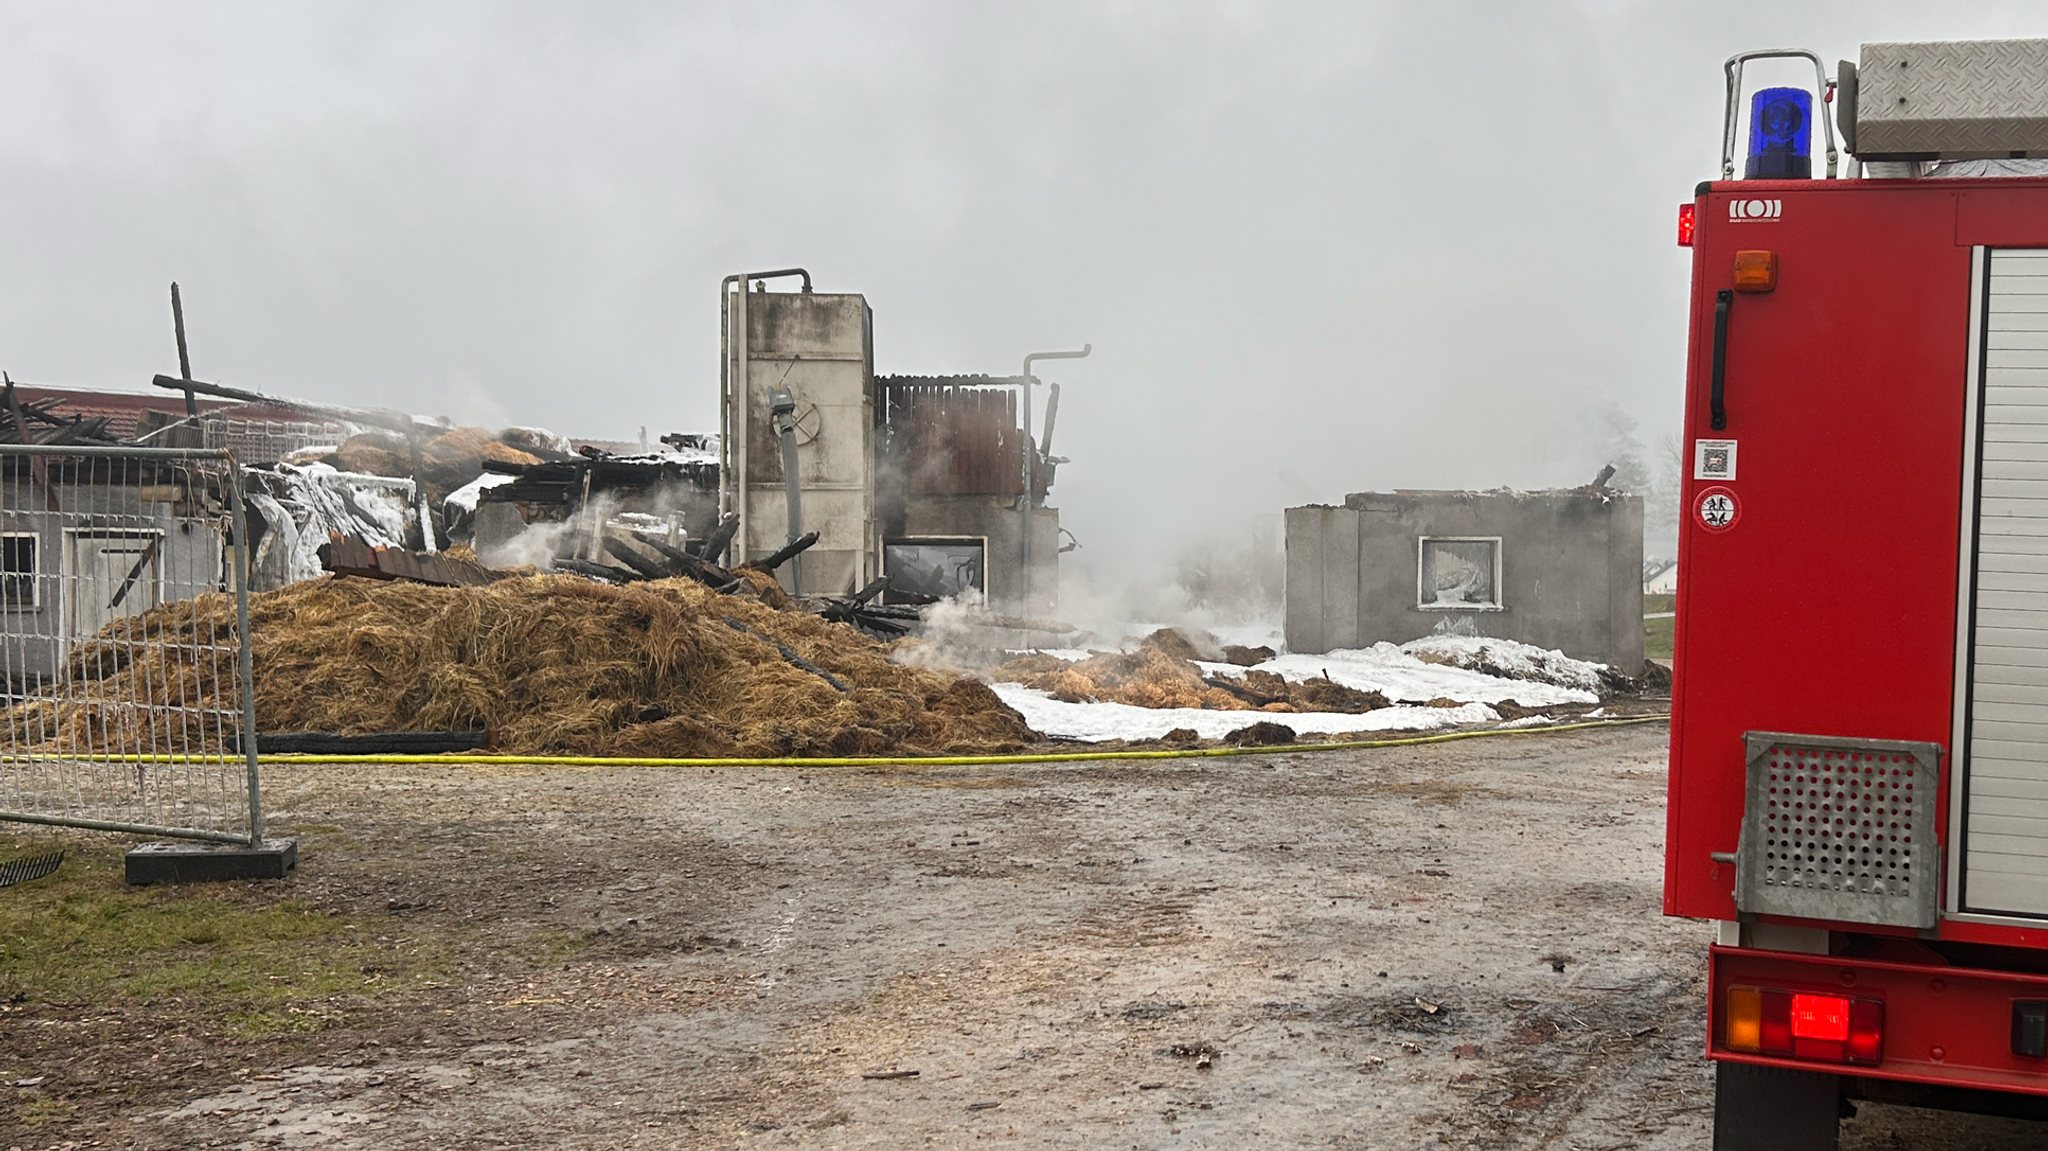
1696, 486, 1740, 532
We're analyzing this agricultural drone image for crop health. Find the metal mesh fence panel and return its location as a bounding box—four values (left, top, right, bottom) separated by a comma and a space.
0, 446, 261, 844
212, 418, 352, 466
136, 413, 354, 465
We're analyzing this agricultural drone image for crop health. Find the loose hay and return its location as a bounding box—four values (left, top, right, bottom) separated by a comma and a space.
38, 574, 1034, 758
991, 629, 1389, 715
992, 631, 1251, 711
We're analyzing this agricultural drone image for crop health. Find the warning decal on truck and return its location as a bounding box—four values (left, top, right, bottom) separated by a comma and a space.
1696, 486, 1740, 532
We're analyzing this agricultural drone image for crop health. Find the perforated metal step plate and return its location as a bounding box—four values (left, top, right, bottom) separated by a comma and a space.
1736, 732, 1941, 930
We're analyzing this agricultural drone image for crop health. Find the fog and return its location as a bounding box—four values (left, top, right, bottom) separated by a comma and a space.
3, 1, 2043, 598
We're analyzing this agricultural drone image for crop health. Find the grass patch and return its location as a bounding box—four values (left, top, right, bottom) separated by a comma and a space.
513, 925, 596, 966
1644, 594, 1675, 660
0, 833, 450, 1038
223, 1006, 340, 1039
12, 1092, 73, 1128
1644, 617, 1673, 660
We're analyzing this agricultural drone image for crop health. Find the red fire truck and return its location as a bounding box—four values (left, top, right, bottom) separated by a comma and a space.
1669, 40, 2048, 1149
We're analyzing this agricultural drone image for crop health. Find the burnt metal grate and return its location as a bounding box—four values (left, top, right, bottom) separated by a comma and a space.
0, 849, 63, 889
1735, 731, 1942, 930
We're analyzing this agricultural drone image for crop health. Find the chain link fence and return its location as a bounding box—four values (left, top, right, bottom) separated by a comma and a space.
0, 446, 262, 844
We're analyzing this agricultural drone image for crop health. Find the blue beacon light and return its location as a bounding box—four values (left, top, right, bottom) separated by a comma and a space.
1744, 86, 1813, 179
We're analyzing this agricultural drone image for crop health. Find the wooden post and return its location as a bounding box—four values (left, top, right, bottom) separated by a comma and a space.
170, 283, 197, 416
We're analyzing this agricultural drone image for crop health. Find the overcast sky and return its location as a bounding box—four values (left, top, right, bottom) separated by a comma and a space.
4, 1, 2044, 585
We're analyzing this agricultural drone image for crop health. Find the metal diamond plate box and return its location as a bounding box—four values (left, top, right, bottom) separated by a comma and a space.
1854, 39, 2048, 160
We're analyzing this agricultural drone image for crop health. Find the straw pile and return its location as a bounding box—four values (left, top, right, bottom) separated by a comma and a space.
990, 629, 1389, 714
35, 574, 1035, 757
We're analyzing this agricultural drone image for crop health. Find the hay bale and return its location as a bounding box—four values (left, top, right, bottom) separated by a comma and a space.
420, 426, 541, 497
328, 432, 411, 477
324, 427, 542, 505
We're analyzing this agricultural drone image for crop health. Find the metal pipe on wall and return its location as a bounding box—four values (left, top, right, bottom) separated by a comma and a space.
1018, 345, 1090, 606
718, 269, 812, 569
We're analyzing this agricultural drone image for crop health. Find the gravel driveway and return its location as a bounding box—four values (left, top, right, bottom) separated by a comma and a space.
13, 722, 2046, 1149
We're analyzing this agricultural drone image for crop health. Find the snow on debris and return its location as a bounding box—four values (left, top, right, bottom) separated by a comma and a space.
991, 683, 1501, 742
1008, 648, 1098, 664
1187, 642, 1598, 707
1395, 635, 1610, 694
989, 631, 1609, 741
442, 471, 517, 516
603, 441, 720, 467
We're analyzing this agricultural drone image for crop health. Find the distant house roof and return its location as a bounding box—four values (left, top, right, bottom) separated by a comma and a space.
9, 383, 320, 442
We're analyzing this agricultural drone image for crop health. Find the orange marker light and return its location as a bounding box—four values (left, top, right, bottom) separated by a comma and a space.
1733, 249, 1777, 292
1725, 985, 1763, 1052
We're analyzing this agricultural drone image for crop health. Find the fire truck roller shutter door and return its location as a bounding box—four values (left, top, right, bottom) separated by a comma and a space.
1964, 248, 2048, 918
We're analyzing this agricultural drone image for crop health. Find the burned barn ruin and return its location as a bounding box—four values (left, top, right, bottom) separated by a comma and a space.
0, 270, 1086, 674
1285, 486, 1644, 669
463, 434, 722, 567
875, 376, 1066, 609
720, 278, 1076, 614
455, 274, 1085, 615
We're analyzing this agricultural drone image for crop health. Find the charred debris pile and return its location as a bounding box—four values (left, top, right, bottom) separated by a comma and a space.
0, 377, 125, 445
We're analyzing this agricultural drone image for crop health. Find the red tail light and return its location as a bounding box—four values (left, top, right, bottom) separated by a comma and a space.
1725, 985, 1884, 1066
1791, 992, 1849, 1040
1678, 202, 1697, 246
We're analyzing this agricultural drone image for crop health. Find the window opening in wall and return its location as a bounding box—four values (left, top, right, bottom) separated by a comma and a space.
882, 537, 986, 605
1418, 536, 1502, 610
0, 534, 34, 610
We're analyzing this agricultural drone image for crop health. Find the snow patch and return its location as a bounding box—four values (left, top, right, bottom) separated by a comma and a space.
1212, 644, 1597, 707
991, 683, 1499, 742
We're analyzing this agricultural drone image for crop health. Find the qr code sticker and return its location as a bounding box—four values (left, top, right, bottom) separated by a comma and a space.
1695, 439, 1737, 481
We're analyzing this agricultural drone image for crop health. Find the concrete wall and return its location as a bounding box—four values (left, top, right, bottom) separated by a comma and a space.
1285, 489, 1644, 670
897, 496, 1059, 612
734, 290, 875, 598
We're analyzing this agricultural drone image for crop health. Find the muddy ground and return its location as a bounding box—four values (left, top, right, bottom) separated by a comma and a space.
4, 723, 2045, 1149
